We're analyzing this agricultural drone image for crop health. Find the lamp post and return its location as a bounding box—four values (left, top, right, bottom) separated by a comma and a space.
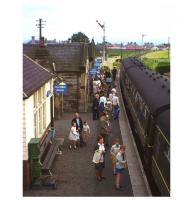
96, 20, 106, 61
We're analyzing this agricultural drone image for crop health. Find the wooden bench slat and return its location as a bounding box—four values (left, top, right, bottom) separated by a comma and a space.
42, 140, 59, 170
45, 142, 59, 169
40, 135, 51, 158
39, 129, 61, 176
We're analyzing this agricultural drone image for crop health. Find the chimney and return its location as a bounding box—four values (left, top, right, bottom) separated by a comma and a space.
31, 36, 35, 44
39, 36, 45, 47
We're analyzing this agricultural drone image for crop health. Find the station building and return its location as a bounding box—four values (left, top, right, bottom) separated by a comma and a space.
23, 40, 96, 114
23, 55, 55, 189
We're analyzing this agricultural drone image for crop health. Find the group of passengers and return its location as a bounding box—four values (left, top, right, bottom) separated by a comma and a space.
92, 67, 120, 121
91, 67, 127, 190
68, 112, 90, 150
68, 66, 127, 191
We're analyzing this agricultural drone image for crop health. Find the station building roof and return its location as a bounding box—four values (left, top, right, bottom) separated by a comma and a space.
23, 55, 55, 99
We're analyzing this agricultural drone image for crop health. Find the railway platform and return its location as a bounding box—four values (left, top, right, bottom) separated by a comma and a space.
23, 80, 151, 197
23, 110, 133, 196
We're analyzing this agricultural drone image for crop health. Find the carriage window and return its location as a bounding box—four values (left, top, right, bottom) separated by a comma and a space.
135, 92, 139, 103
128, 82, 132, 93
130, 85, 134, 95
133, 87, 136, 96
139, 96, 144, 112
126, 79, 130, 90
164, 146, 170, 163
143, 106, 149, 120
154, 126, 161, 158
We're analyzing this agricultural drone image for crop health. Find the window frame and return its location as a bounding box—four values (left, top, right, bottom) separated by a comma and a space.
33, 85, 47, 138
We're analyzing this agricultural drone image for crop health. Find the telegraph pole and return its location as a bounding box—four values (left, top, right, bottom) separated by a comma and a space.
96, 20, 106, 61
140, 34, 147, 59
121, 42, 123, 60
168, 36, 170, 59
141, 34, 145, 55
36, 18, 46, 41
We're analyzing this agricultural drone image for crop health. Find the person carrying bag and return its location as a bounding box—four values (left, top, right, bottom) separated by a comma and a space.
92, 136, 106, 181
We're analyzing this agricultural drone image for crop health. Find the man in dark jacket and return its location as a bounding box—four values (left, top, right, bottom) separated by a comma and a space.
105, 70, 112, 85
71, 112, 85, 146
92, 94, 100, 120
112, 67, 117, 82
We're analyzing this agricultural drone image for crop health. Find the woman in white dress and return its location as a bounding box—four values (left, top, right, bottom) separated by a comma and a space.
68, 122, 79, 149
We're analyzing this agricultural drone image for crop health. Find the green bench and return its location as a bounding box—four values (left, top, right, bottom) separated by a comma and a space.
40, 128, 60, 176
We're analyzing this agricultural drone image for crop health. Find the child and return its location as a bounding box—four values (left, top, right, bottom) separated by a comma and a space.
110, 138, 121, 175
82, 121, 90, 143
68, 122, 80, 149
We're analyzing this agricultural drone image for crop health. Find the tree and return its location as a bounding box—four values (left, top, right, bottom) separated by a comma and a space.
71, 32, 90, 43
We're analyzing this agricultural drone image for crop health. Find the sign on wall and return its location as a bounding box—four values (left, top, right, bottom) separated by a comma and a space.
54, 82, 68, 94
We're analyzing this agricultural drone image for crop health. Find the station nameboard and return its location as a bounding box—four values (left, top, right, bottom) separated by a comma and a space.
54, 83, 68, 94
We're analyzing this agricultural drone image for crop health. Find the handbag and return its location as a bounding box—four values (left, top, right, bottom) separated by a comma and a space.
92, 150, 101, 164
106, 77, 112, 83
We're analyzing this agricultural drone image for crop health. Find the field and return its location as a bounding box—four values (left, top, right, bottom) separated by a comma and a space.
141, 50, 169, 59
107, 49, 141, 59
106, 49, 170, 74
140, 50, 170, 73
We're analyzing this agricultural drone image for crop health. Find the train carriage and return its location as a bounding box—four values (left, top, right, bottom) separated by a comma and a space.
120, 57, 170, 196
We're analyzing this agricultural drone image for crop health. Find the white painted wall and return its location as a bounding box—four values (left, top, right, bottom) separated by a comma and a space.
23, 79, 54, 161
45, 82, 51, 127
23, 95, 34, 160
23, 101, 27, 160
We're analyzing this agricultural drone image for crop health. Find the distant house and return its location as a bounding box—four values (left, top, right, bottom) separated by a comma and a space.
151, 46, 159, 51
23, 55, 55, 189
27, 36, 67, 45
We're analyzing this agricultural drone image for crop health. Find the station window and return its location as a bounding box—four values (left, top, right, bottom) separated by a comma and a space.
38, 89, 42, 104
50, 80, 53, 93
43, 102, 46, 129
33, 85, 47, 138
42, 85, 46, 100
33, 92, 38, 109
38, 107, 43, 137
34, 112, 38, 137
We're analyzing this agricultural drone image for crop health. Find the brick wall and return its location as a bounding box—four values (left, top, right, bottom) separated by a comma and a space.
55, 73, 79, 112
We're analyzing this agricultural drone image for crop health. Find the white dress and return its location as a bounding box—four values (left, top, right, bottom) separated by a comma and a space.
68, 126, 79, 141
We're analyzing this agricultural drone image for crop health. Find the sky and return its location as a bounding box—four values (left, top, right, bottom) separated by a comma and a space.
23, 0, 173, 44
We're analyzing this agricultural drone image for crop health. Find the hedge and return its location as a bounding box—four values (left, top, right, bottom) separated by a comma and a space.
155, 62, 170, 74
